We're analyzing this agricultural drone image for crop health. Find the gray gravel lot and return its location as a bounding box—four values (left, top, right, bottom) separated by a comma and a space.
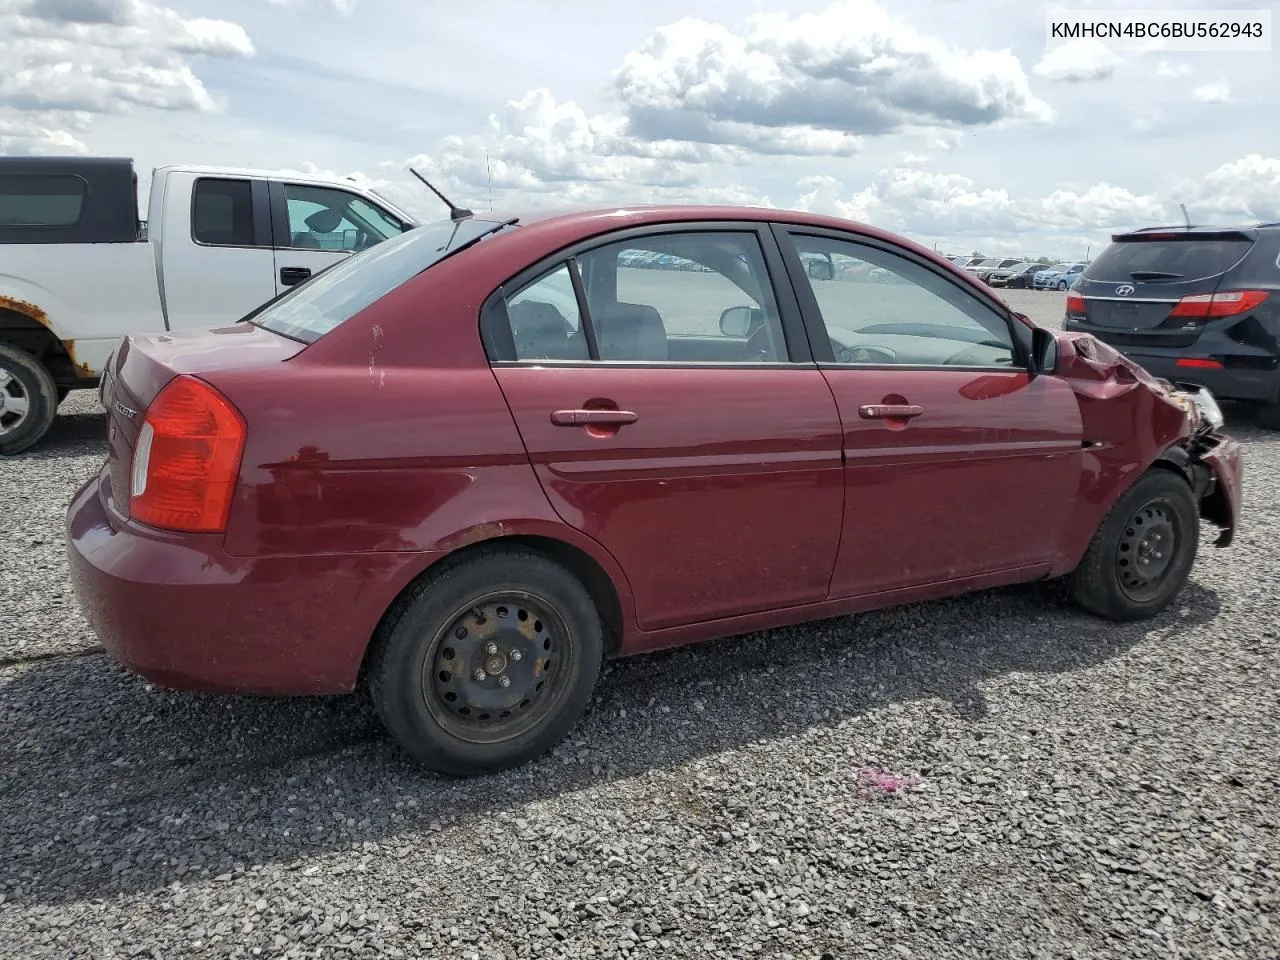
2, 289, 1277, 959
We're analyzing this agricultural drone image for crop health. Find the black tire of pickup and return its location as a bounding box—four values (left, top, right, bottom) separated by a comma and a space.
0, 342, 59, 455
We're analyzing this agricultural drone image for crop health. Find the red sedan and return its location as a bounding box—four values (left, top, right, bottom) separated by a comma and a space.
67, 205, 1243, 775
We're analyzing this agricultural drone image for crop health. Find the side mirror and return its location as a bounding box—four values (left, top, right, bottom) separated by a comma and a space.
807, 259, 834, 281
1030, 326, 1058, 376
342, 229, 359, 251
719, 305, 755, 338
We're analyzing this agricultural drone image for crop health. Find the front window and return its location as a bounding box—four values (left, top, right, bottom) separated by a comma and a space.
281, 183, 407, 252
250, 217, 510, 343
789, 234, 1015, 368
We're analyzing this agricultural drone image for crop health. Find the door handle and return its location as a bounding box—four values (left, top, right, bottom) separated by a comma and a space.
280, 266, 312, 286
858, 404, 924, 420
550, 409, 638, 426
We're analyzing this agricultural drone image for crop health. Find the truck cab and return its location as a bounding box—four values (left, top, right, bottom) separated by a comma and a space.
0, 157, 417, 453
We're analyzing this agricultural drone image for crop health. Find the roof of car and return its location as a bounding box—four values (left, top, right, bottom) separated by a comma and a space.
456, 203, 933, 253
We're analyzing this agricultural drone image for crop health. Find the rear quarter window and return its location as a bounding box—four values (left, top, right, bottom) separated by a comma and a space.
1086, 238, 1252, 283
0, 174, 87, 227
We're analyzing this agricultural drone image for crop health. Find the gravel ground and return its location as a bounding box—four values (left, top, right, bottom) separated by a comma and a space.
2, 290, 1277, 959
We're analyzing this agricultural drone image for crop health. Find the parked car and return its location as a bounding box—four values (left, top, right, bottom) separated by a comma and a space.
967, 257, 1024, 283
988, 262, 1047, 289
0, 156, 416, 453
1034, 262, 1088, 290
66, 204, 1242, 776
1065, 223, 1280, 426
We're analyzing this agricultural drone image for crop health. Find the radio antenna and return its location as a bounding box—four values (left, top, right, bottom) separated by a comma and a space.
409, 167, 473, 220
1179, 202, 1192, 228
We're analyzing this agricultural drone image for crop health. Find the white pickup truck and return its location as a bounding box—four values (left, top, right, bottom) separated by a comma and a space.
0, 157, 418, 453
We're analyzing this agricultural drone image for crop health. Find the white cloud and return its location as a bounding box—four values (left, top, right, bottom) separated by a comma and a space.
1191, 79, 1232, 104
263, 0, 358, 13
1179, 154, 1280, 222
1153, 60, 1189, 79
794, 166, 1165, 250
615, 3, 1052, 154
0, 0, 253, 155
1032, 38, 1118, 83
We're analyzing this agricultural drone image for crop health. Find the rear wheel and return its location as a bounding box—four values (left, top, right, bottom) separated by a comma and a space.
1069, 470, 1199, 621
1256, 400, 1280, 430
0, 343, 58, 455
367, 547, 604, 775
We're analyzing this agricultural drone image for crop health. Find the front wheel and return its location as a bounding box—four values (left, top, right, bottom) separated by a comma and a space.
1069, 470, 1199, 621
0, 343, 58, 455
1057, 279, 1069, 291
367, 547, 604, 775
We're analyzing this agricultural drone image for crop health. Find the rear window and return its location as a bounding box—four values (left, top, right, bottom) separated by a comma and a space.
1086, 238, 1252, 283
0, 174, 86, 227
249, 217, 512, 343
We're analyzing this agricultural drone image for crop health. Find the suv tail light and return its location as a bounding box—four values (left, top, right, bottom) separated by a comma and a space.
1169, 290, 1268, 319
130, 375, 246, 533
1066, 293, 1085, 314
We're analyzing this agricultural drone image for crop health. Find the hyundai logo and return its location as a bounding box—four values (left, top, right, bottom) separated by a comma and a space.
1115, 284, 1135, 296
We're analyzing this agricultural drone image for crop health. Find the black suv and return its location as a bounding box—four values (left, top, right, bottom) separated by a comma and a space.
1065, 224, 1280, 426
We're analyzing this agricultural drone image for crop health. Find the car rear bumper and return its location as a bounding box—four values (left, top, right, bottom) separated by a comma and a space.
65, 469, 430, 695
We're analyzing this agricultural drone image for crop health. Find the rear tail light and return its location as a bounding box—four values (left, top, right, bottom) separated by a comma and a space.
1169, 290, 1268, 319
130, 375, 246, 533
1065, 293, 1085, 314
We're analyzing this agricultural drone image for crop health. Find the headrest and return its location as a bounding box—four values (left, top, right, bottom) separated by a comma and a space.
594, 302, 668, 361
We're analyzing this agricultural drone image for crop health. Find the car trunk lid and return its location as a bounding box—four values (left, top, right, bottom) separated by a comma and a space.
1076, 229, 1255, 332
102, 322, 305, 519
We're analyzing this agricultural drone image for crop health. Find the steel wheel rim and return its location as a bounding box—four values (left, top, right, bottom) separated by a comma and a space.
421, 590, 573, 745
1115, 498, 1180, 602
0, 368, 32, 437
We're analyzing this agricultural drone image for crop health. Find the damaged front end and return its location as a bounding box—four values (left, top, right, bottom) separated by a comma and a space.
1154, 380, 1243, 547
1054, 331, 1243, 549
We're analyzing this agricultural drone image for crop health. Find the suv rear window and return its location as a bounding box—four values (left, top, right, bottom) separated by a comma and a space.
1086, 238, 1252, 283
249, 217, 513, 343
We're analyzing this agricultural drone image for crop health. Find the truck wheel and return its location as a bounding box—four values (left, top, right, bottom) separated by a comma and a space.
0, 343, 59, 455
367, 546, 604, 776
1069, 470, 1199, 622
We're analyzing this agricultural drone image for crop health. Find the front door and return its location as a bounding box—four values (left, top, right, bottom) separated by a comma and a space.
775, 226, 1084, 598
487, 226, 846, 631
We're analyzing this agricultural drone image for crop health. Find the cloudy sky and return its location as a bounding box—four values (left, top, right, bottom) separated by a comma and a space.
1, 0, 1277, 259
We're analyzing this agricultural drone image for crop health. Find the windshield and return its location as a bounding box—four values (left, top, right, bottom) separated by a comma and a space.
250, 217, 512, 343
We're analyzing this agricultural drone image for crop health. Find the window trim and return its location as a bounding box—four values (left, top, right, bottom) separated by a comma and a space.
189, 176, 271, 249
0, 172, 89, 229
480, 220, 814, 368
769, 223, 1033, 372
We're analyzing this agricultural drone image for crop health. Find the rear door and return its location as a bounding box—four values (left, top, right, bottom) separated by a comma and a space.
773, 224, 1084, 597
484, 222, 846, 631
160, 173, 278, 330
267, 180, 410, 294
1075, 231, 1255, 335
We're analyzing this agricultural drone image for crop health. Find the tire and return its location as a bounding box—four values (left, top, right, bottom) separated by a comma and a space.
0, 343, 58, 456
367, 546, 604, 775
1256, 401, 1280, 430
1069, 470, 1199, 621
1057, 279, 1068, 291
